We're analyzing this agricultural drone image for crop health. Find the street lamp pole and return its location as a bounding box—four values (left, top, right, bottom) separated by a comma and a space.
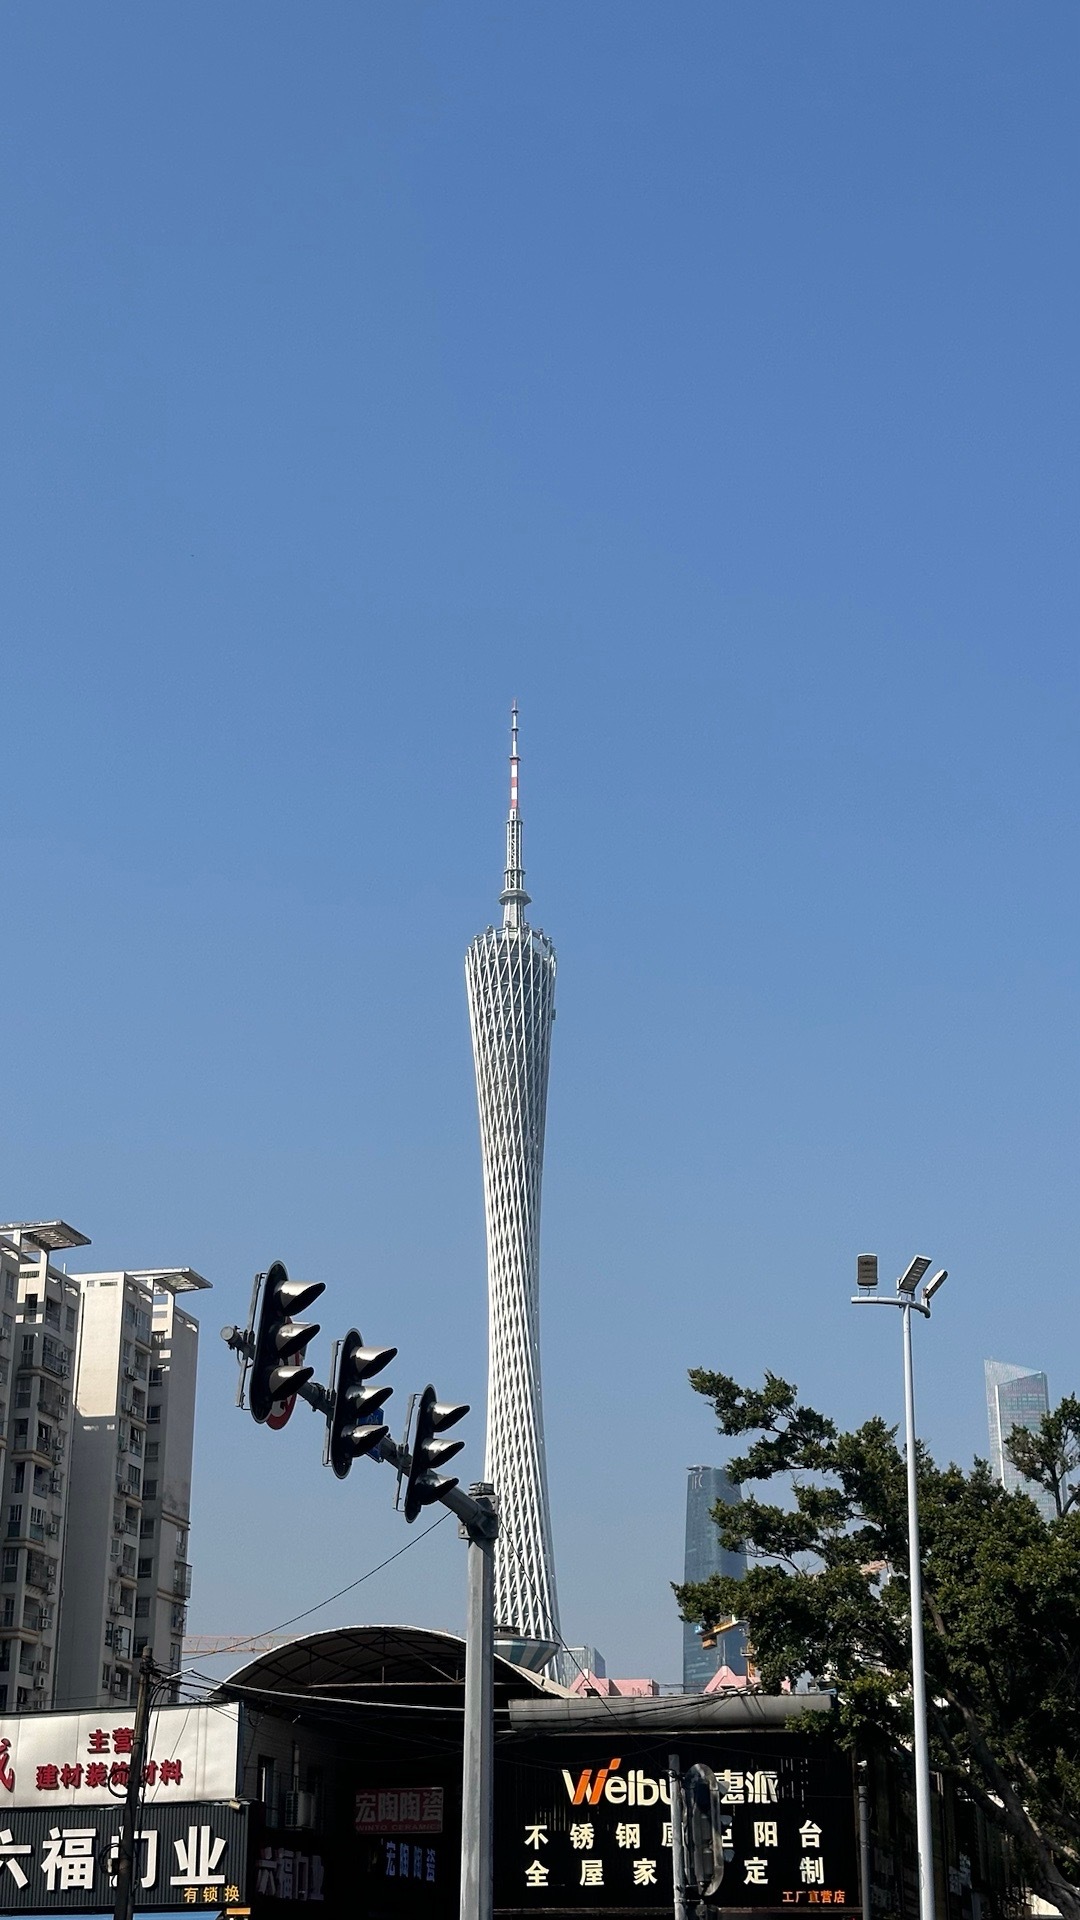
852, 1254, 947, 1920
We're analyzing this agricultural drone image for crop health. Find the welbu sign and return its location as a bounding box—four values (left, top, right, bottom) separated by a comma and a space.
0, 1704, 240, 1808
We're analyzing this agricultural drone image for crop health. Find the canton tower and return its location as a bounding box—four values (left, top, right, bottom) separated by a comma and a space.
465, 707, 560, 1672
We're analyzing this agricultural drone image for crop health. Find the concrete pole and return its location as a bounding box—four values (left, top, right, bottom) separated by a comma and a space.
901, 1303, 936, 1920
460, 1487, 497, 1920
668, 1753, 689, 1920
113, 1647, 155, 1920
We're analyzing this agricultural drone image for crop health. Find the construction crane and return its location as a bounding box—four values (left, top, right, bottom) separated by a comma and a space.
182, 1633, 285, 1657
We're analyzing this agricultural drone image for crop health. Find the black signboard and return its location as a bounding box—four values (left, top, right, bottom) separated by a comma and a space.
0, 1801, 247, 1912
495, 1732, 859, 1914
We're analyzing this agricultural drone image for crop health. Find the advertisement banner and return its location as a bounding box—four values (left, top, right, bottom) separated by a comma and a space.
0, 1799, 247, 1912
495, 1733, 860, 1913
0, 1707, 240, 1811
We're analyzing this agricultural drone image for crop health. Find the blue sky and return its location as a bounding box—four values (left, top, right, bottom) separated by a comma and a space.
1, 3, 1077, 1682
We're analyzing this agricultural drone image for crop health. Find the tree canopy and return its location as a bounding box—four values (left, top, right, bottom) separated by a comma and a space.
674, 1370, 1080, 1920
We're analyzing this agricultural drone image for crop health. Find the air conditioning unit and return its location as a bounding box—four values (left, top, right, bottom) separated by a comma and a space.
40, 1611, 53, 1631
110, 1676, 126, 1696
43, 1581, 56, 1596
32, 1676, 46, 1692
34, 1660, 48, 1673
50, 1476, 62, 1495
43, 1522, 58, 1538
112, 1518, 124, 1535
283, 1790, 316, 1830
123, 1366, 137, 1380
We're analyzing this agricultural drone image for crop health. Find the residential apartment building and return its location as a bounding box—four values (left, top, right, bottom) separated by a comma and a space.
54, 1268, 207, 1711
0, 1222, 89, 1714
0, 1223, 207, 1714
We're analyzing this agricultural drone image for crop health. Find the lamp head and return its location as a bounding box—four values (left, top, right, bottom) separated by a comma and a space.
856, 1254, 879, 1290
897, 1255, 932, 1295
923, 1268, 948, 1303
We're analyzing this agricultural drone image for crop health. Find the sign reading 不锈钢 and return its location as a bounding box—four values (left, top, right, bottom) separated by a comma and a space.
0, 1705, 239, 1809
497, 1735, 860, 1910
0, 1800, 247, 1912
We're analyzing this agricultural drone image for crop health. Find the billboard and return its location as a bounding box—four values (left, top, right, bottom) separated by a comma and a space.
0, 1801, 247, 1912
495, 1732, 860, 1913
0, 1707, 240, 1811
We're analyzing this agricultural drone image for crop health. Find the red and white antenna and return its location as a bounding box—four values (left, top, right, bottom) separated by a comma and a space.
509, 702, 520, 815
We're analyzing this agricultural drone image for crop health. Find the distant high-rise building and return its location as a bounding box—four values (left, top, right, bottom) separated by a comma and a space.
465, 708, 560, 1673
985, 1359, 1055, 1521
55, 1267, 207, 1710
682, 1465, 746, 1692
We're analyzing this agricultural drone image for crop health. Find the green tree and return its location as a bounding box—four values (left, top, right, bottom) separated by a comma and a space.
674, 1369, 1080, 1920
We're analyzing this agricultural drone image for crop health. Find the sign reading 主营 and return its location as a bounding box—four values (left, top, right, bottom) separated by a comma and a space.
0, 1705, 239, 1811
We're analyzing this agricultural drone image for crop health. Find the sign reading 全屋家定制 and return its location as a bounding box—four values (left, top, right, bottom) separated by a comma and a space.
0, 1704, 239, 1808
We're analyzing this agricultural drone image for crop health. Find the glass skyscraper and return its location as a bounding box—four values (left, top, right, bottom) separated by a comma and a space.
682, 1464, 747, 1691
985, 1359, 1055, 1521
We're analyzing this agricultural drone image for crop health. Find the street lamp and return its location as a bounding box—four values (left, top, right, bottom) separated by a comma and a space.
851, 1253, 948, 1920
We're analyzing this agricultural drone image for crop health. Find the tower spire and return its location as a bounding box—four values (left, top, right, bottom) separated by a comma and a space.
499, 702, 530, 927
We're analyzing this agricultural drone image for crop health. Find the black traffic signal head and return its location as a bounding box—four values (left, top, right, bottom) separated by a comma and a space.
682, 1762, 726, 1904
249, 1261, 325, 1424
328, 1329, 398, 1478
402, 1384, 469, 1522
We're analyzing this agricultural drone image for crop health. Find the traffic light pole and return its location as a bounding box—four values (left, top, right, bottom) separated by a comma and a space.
460, 1486, 497, 1920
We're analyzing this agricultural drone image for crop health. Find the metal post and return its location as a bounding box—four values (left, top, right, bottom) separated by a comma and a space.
857, 1762, 871, 1920
113, 1646, 155, 1920
460, 1486, 498, 1920
668, 1753, 688, 1920
901, 1302, 936, 1920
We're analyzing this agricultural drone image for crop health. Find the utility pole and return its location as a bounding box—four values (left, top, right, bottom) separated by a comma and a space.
460, 1485, 498, 1920
668, 1754, 688, 1920
857, 1760, 871, 1920
113, 1646, 155, 1920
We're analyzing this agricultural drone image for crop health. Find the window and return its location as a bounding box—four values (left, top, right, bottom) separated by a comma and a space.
137, 1557, 152, 1579
20, 1337, 34, 1357
23, 1296, 38, 1320
142, 1481, 157, 1501
0, 1642, 11, 1672
147, 1405, 161, 1424
149, 1368, 163, 1387
10, 1466, 24, 1494
1, 1551, 19, 1583
6, 1507, 21, 1539
139, 1519, 154, 1539
65, 1307, 76, 1334
4, 1269, 14, 1297
0, 1599, 13, 1629
13, 1421, 27, 1445
0, 1687, 6, 1710
135, 1596, 150, 1617
145, 1442, 159, 1463
102, 1664, 112, 1691
14, 1381, 30, 1409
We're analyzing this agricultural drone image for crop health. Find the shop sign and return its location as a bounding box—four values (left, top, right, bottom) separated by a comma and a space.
497, 1738, 860, 1909
0, 1707, 239, 1809
0, 1799, 246, 1912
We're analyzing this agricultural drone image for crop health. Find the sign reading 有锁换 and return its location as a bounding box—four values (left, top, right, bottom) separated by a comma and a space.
0, 1800, 247, 1912
496, 1734, 860, 1911
0, 1705, 240, 1809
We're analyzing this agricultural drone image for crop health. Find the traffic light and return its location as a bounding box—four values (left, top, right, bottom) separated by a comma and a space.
682, 1762, 726, 1906
248, 1261, 325, 1425
402, 1384, 469, 1522
328, 1329, 398, 1478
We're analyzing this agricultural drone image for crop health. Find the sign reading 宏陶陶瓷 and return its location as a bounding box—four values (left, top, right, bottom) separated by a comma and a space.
496, 1734, 860, 1910
0, 1801, 247, 1912
0, 1705, 239, 1810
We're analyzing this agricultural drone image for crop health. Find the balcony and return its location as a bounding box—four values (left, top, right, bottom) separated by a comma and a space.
172, 1562, 192, 1598
40, 1352, 69, 1379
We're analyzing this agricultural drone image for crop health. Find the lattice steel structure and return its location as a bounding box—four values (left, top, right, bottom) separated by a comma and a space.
465, 708, 560, 1670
